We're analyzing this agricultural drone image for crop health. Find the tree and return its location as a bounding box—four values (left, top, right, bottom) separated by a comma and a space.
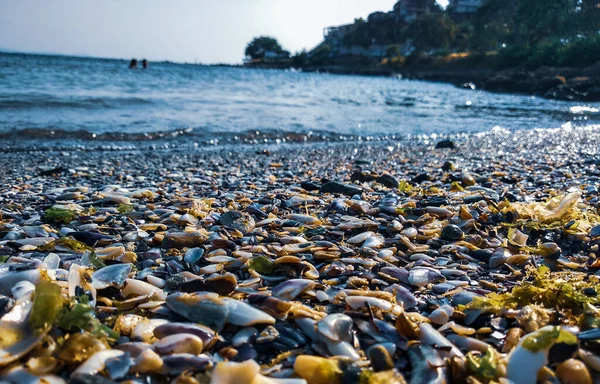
405, 13, 457, 52
244, 37, 288, 60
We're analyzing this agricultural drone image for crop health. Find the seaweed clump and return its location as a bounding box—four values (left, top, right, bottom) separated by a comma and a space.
462, 266, 600, 321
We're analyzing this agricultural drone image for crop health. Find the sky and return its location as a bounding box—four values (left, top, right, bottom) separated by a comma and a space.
0, 0, 448, 64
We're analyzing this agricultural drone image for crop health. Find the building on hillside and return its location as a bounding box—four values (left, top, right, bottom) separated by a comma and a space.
317, 24, 357, 57
448, 0, 484, 13
392, 0, 437, 22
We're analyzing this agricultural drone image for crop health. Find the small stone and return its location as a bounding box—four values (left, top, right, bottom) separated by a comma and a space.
435, 140, 455, 149
583, 287, 597, 297
590, 225, 600, 238
470, 249, 493, 263
377, 174, 400, 189
412, 173, 431, 184
368, 344, 394, 372
300, 181, 320, 191
461, 172, 476, 186
320, 181, 361, 196
442, 161, 455, 171
162, 231, 208, 249
255, 325, 279, 344
441, 225, 464, 241
555, 359, 592, 384
220, 210, 255, 234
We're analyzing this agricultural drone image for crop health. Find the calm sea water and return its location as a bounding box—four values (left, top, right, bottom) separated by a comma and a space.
1, 52, 599, 148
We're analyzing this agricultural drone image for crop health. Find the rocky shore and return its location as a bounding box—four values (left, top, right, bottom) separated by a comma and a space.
0, 126, 600, 383
401, 63, 600, 102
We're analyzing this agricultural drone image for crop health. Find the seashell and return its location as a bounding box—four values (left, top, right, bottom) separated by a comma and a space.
68, 264, 96, 306
316, 313, 353, 343
429, 304, 453, 325
153, 322, 216, 346
488, 247, 511, 269
131, 319, 169, 343
347, 231, 374, 244
0, 268, 41, 296
11, 281, 36, 300
287, 214, 321, 225
162, 353, 213, 375
153, 333, 204, 356
232, 327, 258, 346
507, 326, 578, 384
71, 350, 124, 377
166, 292, 229, 332
407, 267, 445, 288
122, 278, 162, 298
272, 279, 316, 301
419, 323, 464, 358
92, 263, 132, 290
114, 342, 152, 359
0, 300, 50, 366
223, 298, 276, 327
183, 247, 204, 263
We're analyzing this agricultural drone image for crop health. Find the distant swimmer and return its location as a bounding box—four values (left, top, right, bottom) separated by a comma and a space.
142, 59, 148, 69
129, 59, 138, 69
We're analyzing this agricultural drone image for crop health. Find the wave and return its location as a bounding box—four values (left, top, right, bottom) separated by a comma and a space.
0, 127, 398, 144
0, 95, 155, 110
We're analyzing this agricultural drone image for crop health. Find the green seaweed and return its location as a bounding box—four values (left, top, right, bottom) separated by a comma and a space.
247, 255, 275, 274
43, 207, 76, 225
397, 180, 413, 194
117, 203, 134, 214
466, 347, 503, 381
521, 326, 577, 352
462, 266, 600, 320
89, 251, 107, 269
58, 294, 118, 340
39, 237, 91, 252
30, 281, 65, 330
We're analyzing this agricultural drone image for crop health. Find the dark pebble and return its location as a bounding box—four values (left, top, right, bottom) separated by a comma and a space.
220, 210, 255, 234
300, 181, 320, 191
351, 171, 376, 183
590, 225, 600, 238
320, 181, 362, 196
435, 140, 455, 149
469, 249, 492, 263
368, 345, 394, 372
412, 173, 431, 184
441, 224, 464, 241
377, 174, 400, 188
442, 161, 455, 171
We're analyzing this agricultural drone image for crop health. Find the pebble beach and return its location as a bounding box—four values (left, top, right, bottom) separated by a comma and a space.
1, 125, 600, 383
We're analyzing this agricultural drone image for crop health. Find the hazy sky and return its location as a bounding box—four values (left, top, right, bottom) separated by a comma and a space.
0, 0, 448, 64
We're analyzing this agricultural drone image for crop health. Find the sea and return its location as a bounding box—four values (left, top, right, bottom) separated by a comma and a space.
1, 52, 599, 150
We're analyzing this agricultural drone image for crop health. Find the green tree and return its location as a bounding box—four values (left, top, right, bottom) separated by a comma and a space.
291, 50, 308, 67
244, 36, 288, 60
405, 13, 457, 52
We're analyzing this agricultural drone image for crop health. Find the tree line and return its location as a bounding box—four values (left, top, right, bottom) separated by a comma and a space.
246, 0, 600, 69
